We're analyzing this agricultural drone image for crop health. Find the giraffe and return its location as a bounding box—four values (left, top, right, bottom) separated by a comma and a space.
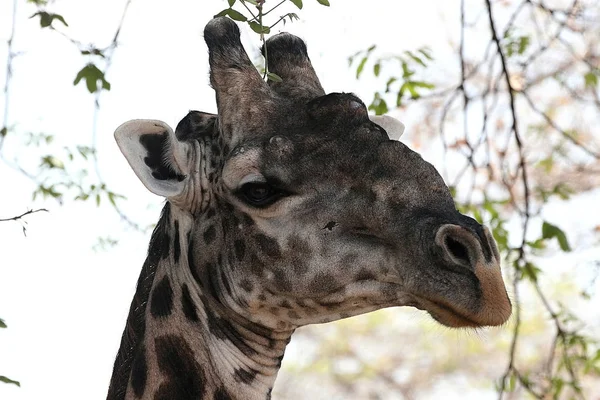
108, 17, 511, 400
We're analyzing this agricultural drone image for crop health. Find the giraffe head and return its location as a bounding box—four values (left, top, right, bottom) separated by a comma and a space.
115, 18, 511, 332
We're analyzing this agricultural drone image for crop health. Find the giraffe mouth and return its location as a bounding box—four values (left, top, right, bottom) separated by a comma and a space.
412, 297, 484, 328
408, 225, 511, 328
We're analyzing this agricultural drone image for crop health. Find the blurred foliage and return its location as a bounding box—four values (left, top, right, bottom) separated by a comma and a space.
349, 45, 435, 114
342, 0, 600, 398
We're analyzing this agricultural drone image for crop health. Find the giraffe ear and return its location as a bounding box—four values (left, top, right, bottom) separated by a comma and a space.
115, 119, 190, 198
369, 115, 405, 140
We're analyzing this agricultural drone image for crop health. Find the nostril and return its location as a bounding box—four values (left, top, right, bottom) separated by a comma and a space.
444, 236, 471, 266
435, 224, 484, 269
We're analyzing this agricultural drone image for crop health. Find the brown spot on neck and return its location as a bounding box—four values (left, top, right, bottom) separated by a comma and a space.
107, 204, 171, 400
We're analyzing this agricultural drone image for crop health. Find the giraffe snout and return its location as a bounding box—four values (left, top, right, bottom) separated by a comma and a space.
429, 223, 512, 327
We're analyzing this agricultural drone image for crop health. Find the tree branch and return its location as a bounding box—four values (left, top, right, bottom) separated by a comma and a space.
0, 208, 48, 223
1, 0, 18, 154
521, 91, 600, 159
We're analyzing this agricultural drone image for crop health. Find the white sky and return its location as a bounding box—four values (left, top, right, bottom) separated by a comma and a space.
0, 1, 598, 399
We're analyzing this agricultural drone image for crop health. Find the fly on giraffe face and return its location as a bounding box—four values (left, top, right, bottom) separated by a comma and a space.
109, 17, 511, 400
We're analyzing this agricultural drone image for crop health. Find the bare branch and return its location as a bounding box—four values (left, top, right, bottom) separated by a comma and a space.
1, 0, 18, 154
0, 208, 48, 223
521, 91, 600, 159
483, 0, 536, 397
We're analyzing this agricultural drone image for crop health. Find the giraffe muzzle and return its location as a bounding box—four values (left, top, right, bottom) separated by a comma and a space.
426, 224, 512, 327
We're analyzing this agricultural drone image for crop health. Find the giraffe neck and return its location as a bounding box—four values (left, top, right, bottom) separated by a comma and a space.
108, 203, 293, 400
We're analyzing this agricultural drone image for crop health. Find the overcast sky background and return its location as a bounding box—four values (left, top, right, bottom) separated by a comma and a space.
0, 0, 598, 399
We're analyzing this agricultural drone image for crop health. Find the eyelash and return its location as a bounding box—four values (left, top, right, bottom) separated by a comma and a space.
237, 181, 289, 208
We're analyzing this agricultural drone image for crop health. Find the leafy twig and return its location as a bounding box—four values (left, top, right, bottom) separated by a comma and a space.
88, 0, 142, 231
216, 0, 328, 83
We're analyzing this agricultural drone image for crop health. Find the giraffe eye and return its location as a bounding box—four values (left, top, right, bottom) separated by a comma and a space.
238, 182, 285, 207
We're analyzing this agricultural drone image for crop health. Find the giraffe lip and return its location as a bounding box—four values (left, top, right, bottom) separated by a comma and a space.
411, 296, 482, 328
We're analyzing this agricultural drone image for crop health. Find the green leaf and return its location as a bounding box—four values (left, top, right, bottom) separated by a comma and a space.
517, 36, 530, 55
75, 193, 89, 201
214, 9, 247, 21
541, 221, 571, 252
227, 9, 248, 22
0, 376, 20, 387
537, 155, 554, 173
244, 0, 258, 5
584, 349, 600, 373
507, 372, 516, 392
552, 377, 564, 398
552, 183, 572, 200
521, 262, 542, 282
76, 146, 94, 160
398, 83, 408, 105
373, 62, 380, 77
248, 21, 270, 34
527, 238, 546, 250
316, 0, 330, 5
289, 0, 303, 9
412, 80, 435, 89
504, 35, 530, 58
54, 14, 68, 27
368, 93, 388, 115
266, 72, 283, 82
33, 11, 51, 27
418, 47, 434, 60
472, 208, 483, 224
86, 77, 97, 93
0, 318, 6, 328
385, 77, 397, 92
356, 56, 368, 79
40, 155, 65, 170
402, 82, 419, 99
284, 13, 299, 24
228, 0, 237, 6
0, 126, 7, 137
34, 184, 62, 200
506, 45, 514, 57
73, 64, 111, 93
30, 12, 68, 28
584, 71, 598, 89
107, 192, 126, 206
405, 50, 426, 67
448, 186, 457, 198
400, 61, 414, 79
